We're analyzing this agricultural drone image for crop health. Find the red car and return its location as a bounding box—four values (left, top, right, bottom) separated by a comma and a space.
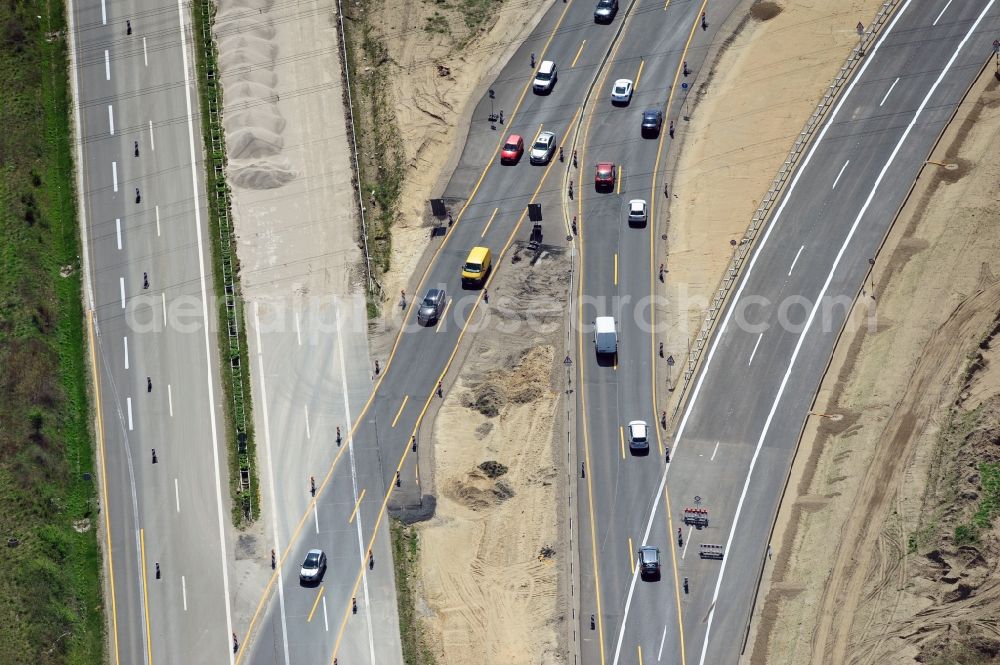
500, 135, 524, 164
595, 162, 616, 190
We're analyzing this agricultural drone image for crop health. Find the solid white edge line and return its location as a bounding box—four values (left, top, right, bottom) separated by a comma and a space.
304, 404, 311, 439
696, 3, 994, 663
175, 0, 237, 659
119, 277, 125, 308
879, 76, 900, 106
934, 0, 954, 25
127, 397, 133, 430
112, 161, 118, 192
123, 336, 129, 369
175, 478, 180, 512
747, 332, 763, 366
295, 311, 301, 346
253, 302, 292, 665
104, 49, 110, 80
336, 296, 378, 662
788, 245, 804, 276
149, 120, 155, 151
831, 159, 850, 189
116, 218, 122, 249
108, 105, 114, 134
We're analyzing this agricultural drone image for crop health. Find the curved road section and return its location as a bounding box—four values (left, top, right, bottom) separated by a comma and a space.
578, 1, 1000, 665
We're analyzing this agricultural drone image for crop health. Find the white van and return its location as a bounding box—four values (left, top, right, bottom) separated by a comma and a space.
533, 61, 557, 94
594, 316, 617, 356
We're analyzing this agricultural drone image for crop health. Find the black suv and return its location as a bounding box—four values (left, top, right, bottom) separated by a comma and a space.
594, 0, 618, 23
641, 109, 663, 137
638, 546, 660, 580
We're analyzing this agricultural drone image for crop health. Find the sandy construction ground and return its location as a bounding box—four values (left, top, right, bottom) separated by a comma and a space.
749, 62, 1000, 665
416, 245, 571, 665
661, 0, 885, 405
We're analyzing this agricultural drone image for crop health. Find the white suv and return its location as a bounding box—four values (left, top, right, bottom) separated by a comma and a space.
533, 61, 557, 94
628, 420, 649, 452
627, 199, 647, 226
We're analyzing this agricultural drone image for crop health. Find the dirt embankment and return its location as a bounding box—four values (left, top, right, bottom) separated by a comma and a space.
750, 64, 1000, 665
371, 0, 551, 306
414, 244, 570, 665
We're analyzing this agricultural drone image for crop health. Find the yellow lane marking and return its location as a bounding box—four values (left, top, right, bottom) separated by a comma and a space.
88, 312, 122, 665
614, 253, 618, 285
620, 426, 625, 459
481, 207, 499, 238
664, 0, 671, 10
391, 395, 409, 428
532, 123, 545, 143
634, 59, 645, 91
572, 40, 587, 68
236, 6, 588, 657
617, 166, 623, 195
628, 536, 635, 575
435, 299, 452, 332
307, 586, 325, 623
638, 644, 645, 665
139, 529, 152, 665
648, 5, 711, 664
348, 489, 366, 524
327, 107, 583, 665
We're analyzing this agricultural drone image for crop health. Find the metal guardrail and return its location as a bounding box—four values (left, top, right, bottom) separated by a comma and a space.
334, 0, 384, 301
671, 0, 902, 419
196, 0, 255, 521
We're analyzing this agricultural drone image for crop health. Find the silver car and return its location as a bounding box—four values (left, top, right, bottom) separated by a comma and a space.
627, 199, 647, 226
299, 549, 327, 584
628, 420, 648, 452
417, 288, 447, 325
529, 131, 557, 165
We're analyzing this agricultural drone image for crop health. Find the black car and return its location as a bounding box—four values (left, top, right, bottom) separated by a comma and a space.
641, 109, 663, 137
417, 288, 447, 325
638, 546, 660, 580
594, 0, 618, 22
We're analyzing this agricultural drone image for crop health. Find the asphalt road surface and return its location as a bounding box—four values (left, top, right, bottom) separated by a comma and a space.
70, 0, 237, 662
574, 2, 1000, 665
234, 0, 739, 662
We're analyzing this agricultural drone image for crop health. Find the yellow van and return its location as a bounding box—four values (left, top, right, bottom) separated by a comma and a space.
461, 246, 492, 287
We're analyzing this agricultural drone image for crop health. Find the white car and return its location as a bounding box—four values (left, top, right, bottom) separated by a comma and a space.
628, 420, 649, 451
529, 131, 557, 165
627, 199, 647, 225
611, 78, 634, 105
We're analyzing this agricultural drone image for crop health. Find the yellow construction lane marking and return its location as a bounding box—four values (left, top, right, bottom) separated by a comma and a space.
614, 253, 618, 285
481, 207, 499, 238
647, 4, 711, 664
572, 40, 587, 68
390, 395, 409, 428
139, 528, 152, 665
435, 299, 452, 332
307, 586, 325, 623
326, 107, 583, 665
348, 489, 366, 524
634, 59, 645, 91
88, 311, 122, 665
620, 425, 626, 459
628, 536, 635, 575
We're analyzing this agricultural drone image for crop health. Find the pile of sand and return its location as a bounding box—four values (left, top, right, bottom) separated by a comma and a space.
214, 0, 295, 189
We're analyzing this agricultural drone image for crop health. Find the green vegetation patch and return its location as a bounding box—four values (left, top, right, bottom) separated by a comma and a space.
0, 0, 104, 661
390, 520, 437, 665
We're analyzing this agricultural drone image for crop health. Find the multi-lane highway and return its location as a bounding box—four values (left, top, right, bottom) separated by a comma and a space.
69, 0, 236, 662
577, 2, 1000, 665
